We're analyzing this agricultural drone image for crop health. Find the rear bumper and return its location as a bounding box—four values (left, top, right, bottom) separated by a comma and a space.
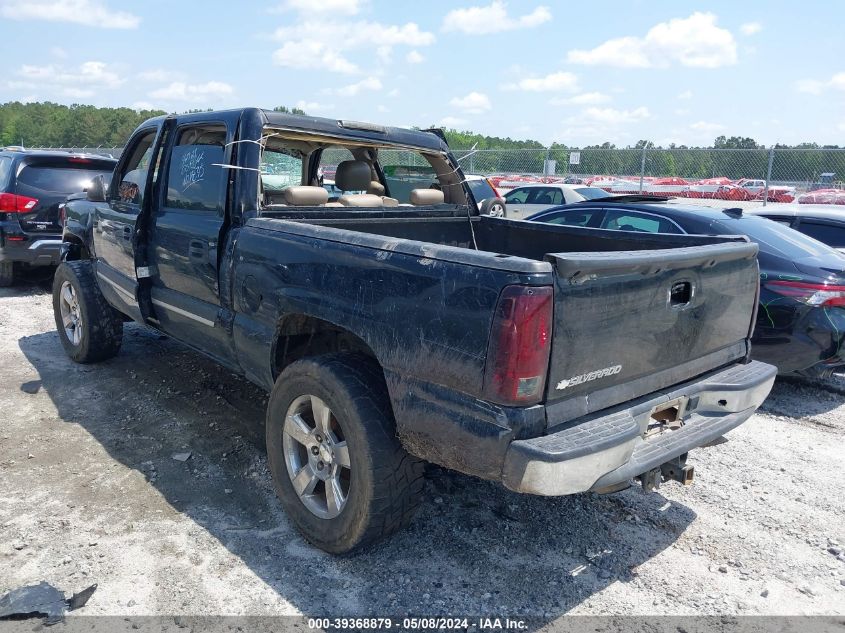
0, 232, 62, 267
501, 360, 776, 495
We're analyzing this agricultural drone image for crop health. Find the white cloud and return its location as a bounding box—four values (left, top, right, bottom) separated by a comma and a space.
11, 61, 124, 97
442, 1, 551, 35
335, 76, 382, 96
795, 72, 845, 95
406, 50, 425, 64
549, 92, 611, 106
149, 81, 234, 102
137, 69, 184, 83
677, 89, 693, 99
502, 71, 578, 93
272, 20, 434, 74
131, 101, 157, 112
449, 91, 491, 114
273, 41, 358, 74
50, 46, 68, 58
690, 121, 725, 132
295, 100, 333, 113
63, 87, 94, 99
0, 0, 140, 28
387, 88, 400, 97
578, 106, 651, 125
271, 0, 360, 14
740, 22, 762, 35
438, 116, 468, 127
377, 104, 389, 113
567, 12, 737, 68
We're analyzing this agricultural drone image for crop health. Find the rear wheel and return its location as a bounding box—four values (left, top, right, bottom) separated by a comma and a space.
0, 261, 13, 287
266, 353, 424, 554
52, 261, 123, 363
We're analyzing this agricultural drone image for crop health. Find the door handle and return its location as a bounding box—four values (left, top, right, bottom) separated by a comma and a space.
188, 239, 206, 259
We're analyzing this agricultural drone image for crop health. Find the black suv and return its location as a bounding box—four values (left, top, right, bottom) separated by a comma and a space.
0, 148, 116, 286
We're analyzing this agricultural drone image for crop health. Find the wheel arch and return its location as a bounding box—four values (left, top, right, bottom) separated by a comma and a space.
270, 313, 381, 382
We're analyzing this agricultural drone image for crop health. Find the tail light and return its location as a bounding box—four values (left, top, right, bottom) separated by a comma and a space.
486, 177, 501, 199
765, 280, 845, 307
0, 193, 38, 213
483, 285, 553, 405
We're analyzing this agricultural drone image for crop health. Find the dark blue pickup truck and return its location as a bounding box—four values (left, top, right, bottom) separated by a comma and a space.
54, 108, 775, 552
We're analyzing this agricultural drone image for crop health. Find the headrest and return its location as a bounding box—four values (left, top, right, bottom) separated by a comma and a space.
338, 194, 384, 207
335, 160, 372, 191
282, 185, 329, 206
410, 188, 445, 205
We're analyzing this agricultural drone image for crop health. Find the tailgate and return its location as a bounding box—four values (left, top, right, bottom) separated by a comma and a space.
544, 241, 759, 407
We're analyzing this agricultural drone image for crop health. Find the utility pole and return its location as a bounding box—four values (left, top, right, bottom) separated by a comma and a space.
638, 142, 649, 193
763, 146, 775, 207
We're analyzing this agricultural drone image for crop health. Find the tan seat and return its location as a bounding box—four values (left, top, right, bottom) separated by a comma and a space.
282, 185, 329, 206
336, 160, 388, 207
410, 188, 445, 205
338, 194, 384, 207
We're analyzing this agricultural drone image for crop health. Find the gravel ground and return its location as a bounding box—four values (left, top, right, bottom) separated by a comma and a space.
1, 273, 843, 621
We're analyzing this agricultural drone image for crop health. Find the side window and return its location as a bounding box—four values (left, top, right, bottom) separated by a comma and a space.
544, 209, 602, 227
0, 156, 12, 188
114, 130, 156, 205
602, 210, 681, 234
504, 188, 530, 204
799, 221, 845, 248
526, 187, 558, 205
164, 125, 227, 212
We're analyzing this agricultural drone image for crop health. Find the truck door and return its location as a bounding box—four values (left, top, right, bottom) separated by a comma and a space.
145, 122, 235, 362
92, 127, 160, 322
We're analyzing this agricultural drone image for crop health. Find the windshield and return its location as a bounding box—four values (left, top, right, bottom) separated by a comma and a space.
466, 178, 496, 202
712, 215, 841, 259
575, 187, 613, 200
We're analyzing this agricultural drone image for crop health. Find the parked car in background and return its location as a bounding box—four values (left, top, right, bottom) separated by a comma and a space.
0, 148, 116, 286
750, 205, 845, 253
527, 198, 845, 378
737, 178, 766, 195
503, 183, 612, 216
464, 174, 506, 217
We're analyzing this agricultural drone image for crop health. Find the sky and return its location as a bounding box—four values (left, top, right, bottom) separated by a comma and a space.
0, 0, 843, 147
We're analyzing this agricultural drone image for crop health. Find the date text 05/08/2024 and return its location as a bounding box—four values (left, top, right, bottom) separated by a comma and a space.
307, 617, 528, 630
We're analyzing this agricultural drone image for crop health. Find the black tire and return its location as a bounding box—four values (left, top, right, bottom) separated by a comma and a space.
0, 261, 13, 287
52, 261, 123, 363
266, 353, 424, 554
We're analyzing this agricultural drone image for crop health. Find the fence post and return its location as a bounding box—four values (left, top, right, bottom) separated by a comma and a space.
638, 143, 648, 193
763, 147, 775, 207
469, 152, 474, 174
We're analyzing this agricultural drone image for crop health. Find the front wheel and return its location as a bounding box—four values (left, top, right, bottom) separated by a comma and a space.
266, 353, 424, 554
52, 261, 123, 363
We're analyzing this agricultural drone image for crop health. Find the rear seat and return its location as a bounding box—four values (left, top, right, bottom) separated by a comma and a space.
336, 160, 398, 206
265, 185, 329, 206
410, 188, 444, 205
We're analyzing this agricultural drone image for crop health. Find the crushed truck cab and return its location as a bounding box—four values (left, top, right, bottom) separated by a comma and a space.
55, 107, 775, 553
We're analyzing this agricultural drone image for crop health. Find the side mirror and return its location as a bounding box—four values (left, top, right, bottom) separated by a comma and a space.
87, 174, 106, 202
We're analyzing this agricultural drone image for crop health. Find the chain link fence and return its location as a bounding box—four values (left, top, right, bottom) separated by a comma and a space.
30, 145, 845, 205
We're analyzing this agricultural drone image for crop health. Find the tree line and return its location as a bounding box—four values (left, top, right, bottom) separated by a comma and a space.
2, 101, 842, 182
